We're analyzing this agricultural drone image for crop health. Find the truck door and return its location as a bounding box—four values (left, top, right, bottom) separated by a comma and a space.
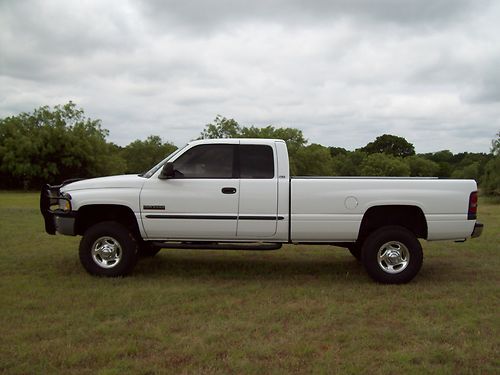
237, 143, 279, 237
140, 143, 239, 240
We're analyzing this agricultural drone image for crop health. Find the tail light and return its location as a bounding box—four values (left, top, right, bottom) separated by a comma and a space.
468, 191, 478, 220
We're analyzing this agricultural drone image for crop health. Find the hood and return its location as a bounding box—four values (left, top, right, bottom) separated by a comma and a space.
61, 174, 146, 192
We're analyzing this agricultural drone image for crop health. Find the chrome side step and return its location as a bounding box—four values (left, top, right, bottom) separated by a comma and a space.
150, 241, 282, 251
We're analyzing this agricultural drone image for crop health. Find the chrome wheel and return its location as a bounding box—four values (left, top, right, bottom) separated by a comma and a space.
377, 241, 410, 274
362, 226, 423, 284
91, 236, 122, 269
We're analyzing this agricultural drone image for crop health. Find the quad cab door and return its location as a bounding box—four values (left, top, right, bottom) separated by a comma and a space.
140, 142, 240, 240
236, 141, 279, 238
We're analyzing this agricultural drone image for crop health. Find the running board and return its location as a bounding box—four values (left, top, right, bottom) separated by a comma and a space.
150, 241, 282, 251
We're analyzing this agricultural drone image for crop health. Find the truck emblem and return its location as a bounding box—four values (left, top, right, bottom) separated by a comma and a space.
143, 205, 165, 210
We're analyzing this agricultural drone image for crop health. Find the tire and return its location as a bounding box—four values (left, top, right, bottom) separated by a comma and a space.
347, 243, 362, 261
138, 242, 161, 257
79, 221, 138, 277
361, 225, 423, 284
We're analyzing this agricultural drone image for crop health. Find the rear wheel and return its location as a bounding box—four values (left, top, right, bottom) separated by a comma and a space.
361, 225, 423, 284
79, 221, 138, 277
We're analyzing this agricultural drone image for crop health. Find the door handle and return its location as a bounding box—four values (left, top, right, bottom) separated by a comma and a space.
221, 187, 237, 194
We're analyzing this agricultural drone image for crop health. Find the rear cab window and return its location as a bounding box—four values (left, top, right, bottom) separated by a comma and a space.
239, 145, 274, 179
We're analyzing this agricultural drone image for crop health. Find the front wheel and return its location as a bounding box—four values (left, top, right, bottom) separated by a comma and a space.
79, 221, 138, 277
361, 226, 423, 284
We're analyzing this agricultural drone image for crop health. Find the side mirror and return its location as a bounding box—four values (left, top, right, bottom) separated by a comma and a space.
159, 162, 175, 179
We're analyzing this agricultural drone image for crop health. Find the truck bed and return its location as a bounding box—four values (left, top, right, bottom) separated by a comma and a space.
290, 177, 476, 242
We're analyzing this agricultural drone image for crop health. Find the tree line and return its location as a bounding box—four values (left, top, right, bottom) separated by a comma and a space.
1, 102, 498, 195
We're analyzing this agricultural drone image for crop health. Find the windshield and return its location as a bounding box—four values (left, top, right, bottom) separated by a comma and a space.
139, 144, 188, 178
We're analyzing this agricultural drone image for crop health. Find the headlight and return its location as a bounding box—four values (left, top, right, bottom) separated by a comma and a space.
58, 194, 72, 212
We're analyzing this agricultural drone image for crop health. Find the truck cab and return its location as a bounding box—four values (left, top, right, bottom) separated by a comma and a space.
139, 138, 290, 241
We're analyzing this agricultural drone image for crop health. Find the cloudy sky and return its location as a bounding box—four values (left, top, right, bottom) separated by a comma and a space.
1, 0, 499, 153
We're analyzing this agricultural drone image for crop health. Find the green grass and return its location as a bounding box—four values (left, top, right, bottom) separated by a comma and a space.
0, 192, 498, 374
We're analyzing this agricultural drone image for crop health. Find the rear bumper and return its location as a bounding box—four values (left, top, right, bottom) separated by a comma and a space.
471, 222, 483, 238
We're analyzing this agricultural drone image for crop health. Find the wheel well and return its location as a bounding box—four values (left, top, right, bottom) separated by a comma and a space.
358, 205, 427, 242
75, 205, 141, 238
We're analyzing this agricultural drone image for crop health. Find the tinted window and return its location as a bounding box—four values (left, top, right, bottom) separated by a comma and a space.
174, 144, 234, 178
239, 145, 274, 178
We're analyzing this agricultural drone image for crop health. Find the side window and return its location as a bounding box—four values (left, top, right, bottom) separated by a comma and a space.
239, 145, 275, 179
173, 144, 235, 178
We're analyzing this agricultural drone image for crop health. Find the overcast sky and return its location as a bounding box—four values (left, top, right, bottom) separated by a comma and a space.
1, 0, 499, 153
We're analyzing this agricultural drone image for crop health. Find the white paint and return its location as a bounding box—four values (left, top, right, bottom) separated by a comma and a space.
61, 138, 479, 243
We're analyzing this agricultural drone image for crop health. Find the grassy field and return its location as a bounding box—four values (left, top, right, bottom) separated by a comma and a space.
0, 192, 498, 374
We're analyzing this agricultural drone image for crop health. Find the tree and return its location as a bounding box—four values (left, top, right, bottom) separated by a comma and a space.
294, 144, 335, 176
360, 153, 410, 176
331, 150, 367, 176
454, 153, 492, 182
361, 134, 415, 158
481, 157, 500, 195
481, 131, 500, 196
451, 162, 481, 181
421, 150, 455, 177
0, 102, 125, 189
424, 150, 454, 163
406, 156, 439, 177
199, 115, 241, 139
491, 131, 500, 155
240, 125, 307, 149
329, 147, 349, 157
121, 135, 177, 173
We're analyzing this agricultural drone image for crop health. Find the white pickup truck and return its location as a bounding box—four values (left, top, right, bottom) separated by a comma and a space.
41, 138, 483, 283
